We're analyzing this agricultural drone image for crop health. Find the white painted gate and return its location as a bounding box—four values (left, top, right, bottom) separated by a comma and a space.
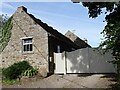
89, 48, 116, 73
54, 48, 116, 74
66, 48, 90, 73
54, 52, 66, 74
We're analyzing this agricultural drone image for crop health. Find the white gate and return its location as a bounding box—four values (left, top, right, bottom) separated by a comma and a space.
54, 48, 116, 74
66, 48, 90, 73
54, 52, 66, 74
89, 48, 116, 73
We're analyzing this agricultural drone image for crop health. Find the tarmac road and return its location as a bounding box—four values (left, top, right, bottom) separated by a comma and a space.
2, 74, 116, 88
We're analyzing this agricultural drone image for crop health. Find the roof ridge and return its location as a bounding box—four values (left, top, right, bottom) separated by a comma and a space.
27, 13, 80, 49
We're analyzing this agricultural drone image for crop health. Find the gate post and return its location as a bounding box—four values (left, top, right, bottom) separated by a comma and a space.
64, 51, 67, 75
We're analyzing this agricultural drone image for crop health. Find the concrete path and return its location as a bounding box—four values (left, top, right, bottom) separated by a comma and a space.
2, 74, 116, 88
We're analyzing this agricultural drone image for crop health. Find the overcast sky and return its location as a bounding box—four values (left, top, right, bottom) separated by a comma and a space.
0, 1, 107, 47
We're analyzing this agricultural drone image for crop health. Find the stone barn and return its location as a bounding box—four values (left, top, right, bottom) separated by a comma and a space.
1, 6, 90, 76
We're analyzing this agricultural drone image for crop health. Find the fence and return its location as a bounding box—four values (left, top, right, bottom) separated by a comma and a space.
54, 47, 116, 74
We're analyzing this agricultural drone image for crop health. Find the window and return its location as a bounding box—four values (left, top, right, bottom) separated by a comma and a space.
71, 48, 75, 51
22, 38, 33, 52
57, 45, 60, 53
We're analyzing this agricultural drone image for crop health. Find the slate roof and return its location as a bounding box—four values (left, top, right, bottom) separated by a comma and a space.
17, 6, 90, 49
65, 31, 91, 48
25, 9, 80, 49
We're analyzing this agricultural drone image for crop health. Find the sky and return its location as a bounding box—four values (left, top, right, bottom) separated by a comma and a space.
0, 1, 107, 47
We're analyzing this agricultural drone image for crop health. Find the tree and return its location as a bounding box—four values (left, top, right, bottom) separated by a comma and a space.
0, 14, 11, 53
72, 1, 120, 85
0, 14, 8, 28
79, 2, 120, 83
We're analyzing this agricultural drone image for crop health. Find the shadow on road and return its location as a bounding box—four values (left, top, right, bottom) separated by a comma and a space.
100, 73, 118, 89
77, 73, 94, 77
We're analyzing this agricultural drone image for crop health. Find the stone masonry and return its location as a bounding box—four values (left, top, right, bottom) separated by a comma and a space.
1, 6, 49, 76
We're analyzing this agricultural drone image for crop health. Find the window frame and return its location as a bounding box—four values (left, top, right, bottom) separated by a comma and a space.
21, 37, 33, 53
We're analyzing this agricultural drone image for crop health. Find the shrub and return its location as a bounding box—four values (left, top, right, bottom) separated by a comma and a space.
2, 61, 31, 80
21, 67, 38, 77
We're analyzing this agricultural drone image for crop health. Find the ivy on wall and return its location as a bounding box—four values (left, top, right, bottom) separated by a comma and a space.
0, 16, 13, 53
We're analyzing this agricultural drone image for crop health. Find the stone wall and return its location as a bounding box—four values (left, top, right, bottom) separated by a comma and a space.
1, 6, 49, 76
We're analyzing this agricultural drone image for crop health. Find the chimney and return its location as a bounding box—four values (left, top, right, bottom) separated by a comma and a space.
83, 38, 88, 43
16, 6, 27, 13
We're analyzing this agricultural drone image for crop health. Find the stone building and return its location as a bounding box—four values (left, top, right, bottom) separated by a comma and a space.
65, 31, 91, 48
1, 6, 90, 76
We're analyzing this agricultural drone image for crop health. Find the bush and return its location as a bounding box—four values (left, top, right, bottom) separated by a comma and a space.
21, 67, 38, 77
2, 61, 31, 80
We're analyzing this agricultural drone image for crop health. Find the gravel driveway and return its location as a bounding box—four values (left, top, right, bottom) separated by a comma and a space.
2, 74, 116, 88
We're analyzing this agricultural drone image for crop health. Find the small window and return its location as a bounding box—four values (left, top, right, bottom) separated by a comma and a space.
57, 45, 60, 53
22, 38, 33, 52
71, 48, 75, 51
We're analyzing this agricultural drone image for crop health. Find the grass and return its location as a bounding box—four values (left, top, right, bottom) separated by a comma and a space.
1, 67, 20, 85
112, 82, 120, 89
110, 74, 120, 89
2, 79, 20, 85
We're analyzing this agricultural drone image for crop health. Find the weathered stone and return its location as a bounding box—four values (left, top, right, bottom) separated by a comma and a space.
65, 30, 91, 48
1, 6, 49, 76
0, 6, 86, 76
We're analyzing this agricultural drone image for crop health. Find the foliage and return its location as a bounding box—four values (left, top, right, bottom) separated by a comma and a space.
111, 81, 120, 89
21, 67, 38, 77
82, 2, 116, 18
0, 14, 8, 28
2, 79, 20, 85
0, 16, 12, 53
80, 1, 120, 85
81, 1, 120, 68
2, 61, 32, 80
